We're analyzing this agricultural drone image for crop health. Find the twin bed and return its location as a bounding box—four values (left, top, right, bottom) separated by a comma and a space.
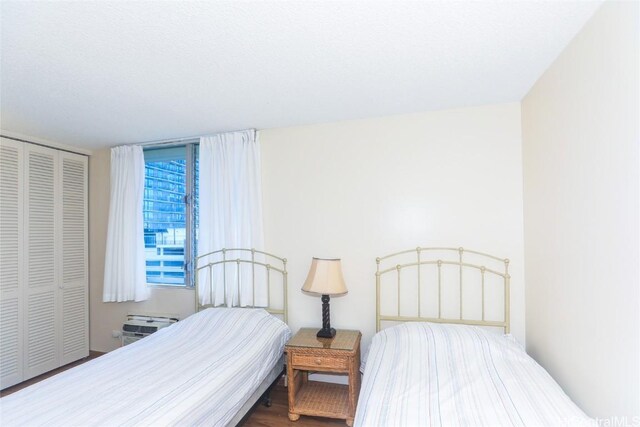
354, 247, 594, 427
1, 249, 290, 427
1, 308, 289, 426
1, 246, 594, 427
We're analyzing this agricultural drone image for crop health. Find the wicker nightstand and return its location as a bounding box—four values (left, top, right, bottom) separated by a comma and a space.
285, 328, 361, 426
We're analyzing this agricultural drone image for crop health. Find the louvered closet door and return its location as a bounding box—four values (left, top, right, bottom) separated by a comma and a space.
23, 144, 60, 380
0, 138, 24, 388
58, 152, 88, 365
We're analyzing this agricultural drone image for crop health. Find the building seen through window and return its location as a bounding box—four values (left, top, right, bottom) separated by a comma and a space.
143, 145, 198, 286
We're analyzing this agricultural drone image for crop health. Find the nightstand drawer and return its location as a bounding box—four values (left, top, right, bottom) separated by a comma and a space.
292, 353, 349, 370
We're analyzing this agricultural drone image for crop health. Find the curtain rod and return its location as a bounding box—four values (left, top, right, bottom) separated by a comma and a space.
122, 128, 256, 148
125, 135, 201, 148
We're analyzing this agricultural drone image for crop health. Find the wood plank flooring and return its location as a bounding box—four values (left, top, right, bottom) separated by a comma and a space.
240, 384, 346, 427
1, 352, 347, 426
0, 351, 105, 397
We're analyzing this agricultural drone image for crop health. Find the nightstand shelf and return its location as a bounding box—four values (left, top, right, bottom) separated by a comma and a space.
294, 381, 349, 418
285, 328, 361, 426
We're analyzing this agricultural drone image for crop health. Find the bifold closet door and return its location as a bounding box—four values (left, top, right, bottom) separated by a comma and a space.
0, 138, 24, 388
59, 152, 88, 365
23, 144, 60, 380
0, 140, 88, 388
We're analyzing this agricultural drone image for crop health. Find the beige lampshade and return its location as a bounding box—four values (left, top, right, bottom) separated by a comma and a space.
301, 258, 348, 296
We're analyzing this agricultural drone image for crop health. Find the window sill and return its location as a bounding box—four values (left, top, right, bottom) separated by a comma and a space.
146, 283, 195, 290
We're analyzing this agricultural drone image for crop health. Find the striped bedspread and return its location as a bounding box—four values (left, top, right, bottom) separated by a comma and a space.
354, 322, 595, 427
1, 308, 290, 427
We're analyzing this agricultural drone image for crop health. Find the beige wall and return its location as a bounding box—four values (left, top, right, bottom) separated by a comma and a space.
89, 102, 526, 352
260, 102, 525, 347
522, 0, 639, 419
89, 149, 195, 352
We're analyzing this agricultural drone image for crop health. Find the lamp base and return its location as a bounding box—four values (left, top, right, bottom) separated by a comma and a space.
316, 294, 336, 338
316, 327, 336, 339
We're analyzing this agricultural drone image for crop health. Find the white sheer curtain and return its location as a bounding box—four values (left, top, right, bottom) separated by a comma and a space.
103, 145, 150, 302
197, 130, 265, 307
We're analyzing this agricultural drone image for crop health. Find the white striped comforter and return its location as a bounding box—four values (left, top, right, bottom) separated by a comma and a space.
0, 308, 290, 427
354, 322, 595, 427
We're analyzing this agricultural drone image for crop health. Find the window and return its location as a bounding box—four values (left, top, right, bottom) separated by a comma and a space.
143, 144, 198, 286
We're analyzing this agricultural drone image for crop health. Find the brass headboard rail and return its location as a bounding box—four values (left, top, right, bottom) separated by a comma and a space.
195, 248, 288, 323
375, 246, 510, 333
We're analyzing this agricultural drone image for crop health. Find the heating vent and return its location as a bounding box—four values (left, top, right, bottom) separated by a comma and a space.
121, 315, 177, 346
122, 324, 161, 335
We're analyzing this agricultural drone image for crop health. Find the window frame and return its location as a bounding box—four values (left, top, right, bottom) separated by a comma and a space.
143, 142, 198, 289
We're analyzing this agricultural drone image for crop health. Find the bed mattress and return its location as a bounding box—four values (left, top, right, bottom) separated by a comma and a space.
1, 308, 290, 427
354, 322, 595, 427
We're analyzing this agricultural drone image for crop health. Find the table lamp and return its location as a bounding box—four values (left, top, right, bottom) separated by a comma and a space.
301, 258, 348, 338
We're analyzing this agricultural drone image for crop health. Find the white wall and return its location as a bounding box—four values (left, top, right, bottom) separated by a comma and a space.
522, 0, 639, 419
260, 102, 525, 347
89, 102, 525, 352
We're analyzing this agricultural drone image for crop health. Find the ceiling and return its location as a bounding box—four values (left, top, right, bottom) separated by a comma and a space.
1, 1, 602, 149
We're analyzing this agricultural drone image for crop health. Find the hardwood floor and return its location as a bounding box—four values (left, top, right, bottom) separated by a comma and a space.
1, 352, 347, 426
240, 384, 346, 427
0, 351, 104, 397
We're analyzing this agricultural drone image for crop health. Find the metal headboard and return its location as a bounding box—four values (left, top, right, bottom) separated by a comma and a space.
195, 248, 288, 323
376, 247, 510, 333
